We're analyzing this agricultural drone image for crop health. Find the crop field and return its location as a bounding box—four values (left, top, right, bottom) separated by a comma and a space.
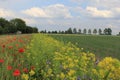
50, 34, 120, 59
0, 34, 120, 80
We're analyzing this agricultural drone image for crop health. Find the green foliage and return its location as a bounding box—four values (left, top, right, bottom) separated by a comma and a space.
66, 28, 73, 34
83, 28, 87, 34
98, 29, 102, 35
73, 28, 77, 34
26, 26, 34, 33
88, 29, 91, 34
0, 26, 4, 34
93, 29, 97, 34
25, 34, 120, 80
0, 34, 120, 79
104, 28, 112, 35
0, 17, 38, 34
10, 18, 26, 33
78, 29, 82, 34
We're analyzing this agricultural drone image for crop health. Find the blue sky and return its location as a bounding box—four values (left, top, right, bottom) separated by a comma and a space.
0, 0, 120, 34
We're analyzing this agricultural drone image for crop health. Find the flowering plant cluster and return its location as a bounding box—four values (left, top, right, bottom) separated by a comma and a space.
0, 34, 120, 80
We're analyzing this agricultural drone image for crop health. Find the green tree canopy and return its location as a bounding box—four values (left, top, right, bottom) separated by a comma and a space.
93, 29, 97, 34
10, 18, 27, 33
104, 28, 112, 35
73, 28, 77, 34
88, 29, 91, 34
83, 28, 87, 34
98, 29, 102, 35
78, 29, 81, 34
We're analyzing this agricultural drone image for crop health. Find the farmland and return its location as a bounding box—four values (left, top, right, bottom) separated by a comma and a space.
50, 34, 120, 59
0, 34, 120, 80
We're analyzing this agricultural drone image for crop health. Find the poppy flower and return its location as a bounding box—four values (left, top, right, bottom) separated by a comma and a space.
16, 44, 19, 47
23, 68, 28, 73
7, 65, 12, 70
0, 59, 4, 63
2, 44, 5, 48
13, 69, 20, 76
8, 46, 13, 49
18, 64, 21, 67
31, 66, 35, 70
18, 48, 25, 53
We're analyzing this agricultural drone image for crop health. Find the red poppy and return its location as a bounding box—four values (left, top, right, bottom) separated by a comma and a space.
8, 46, 13, 49
13, 69, 20, 76
18, 48, 25, 53
0, 59, 4, 63
13, 37, 17, 41
23, 68, 28, 73
7, 65, 12, 70
16, 44, 19, 47
19, 39, 23, 43
2, 44, 5, 48
31, 66, 35, 70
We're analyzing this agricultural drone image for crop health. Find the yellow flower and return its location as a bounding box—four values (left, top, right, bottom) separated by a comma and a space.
29, 70, 35, 76
68, 69, 75, 76
74, 59, 79, 63
69, 63, 74, 68
92, 69, 98, 75
60, 72, 65, 79
48, 69, 52, 75
22, 74, 29, 80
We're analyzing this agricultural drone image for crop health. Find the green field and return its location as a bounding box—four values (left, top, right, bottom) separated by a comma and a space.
50, 34, 120, 59
1, 34, 120, 79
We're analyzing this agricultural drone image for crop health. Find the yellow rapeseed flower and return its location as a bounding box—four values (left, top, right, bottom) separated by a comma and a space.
48, 69, 52, 75
22, 74, 29, 80
29, 70, 35, 76
68, 69, 75, 76
60, 72, 65, 79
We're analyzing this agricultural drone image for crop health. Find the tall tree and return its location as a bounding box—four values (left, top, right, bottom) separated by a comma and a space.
0, 17, 38, 34
98, 29, 102, 35
0, 18, 9, 28
83, 28, 87, 34
8, 23, 17, 33
26, 26, 33, 33
67, 28, 72, 34
73, 28, 77, 34
88, 29, 91, 34
0, 26, 3, 34
78, 29, 81, 34
108, 28, 112, 35
33, 27, 38, 33
0, 18, 10, 34
93, 29, 97, 35
10, 18, 27, 33
104, 28, 108, 35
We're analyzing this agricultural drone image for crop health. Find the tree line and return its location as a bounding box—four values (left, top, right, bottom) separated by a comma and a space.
0, 17, 38, 34
41, 28, 113, 35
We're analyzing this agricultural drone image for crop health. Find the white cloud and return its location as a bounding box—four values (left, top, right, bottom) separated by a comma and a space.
22, 4, 72, 18
44, 4, 72, 18
71, 0, 120, 19
22, 7, 50, 18
22, 18, 37, 25
0, 8, 15, 18
86, 6, 113, 18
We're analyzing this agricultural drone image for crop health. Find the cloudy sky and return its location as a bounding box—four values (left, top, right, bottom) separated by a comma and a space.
0, 0, 120, 34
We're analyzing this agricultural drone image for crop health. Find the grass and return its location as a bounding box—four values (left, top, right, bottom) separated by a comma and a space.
49, 34, 120, 59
